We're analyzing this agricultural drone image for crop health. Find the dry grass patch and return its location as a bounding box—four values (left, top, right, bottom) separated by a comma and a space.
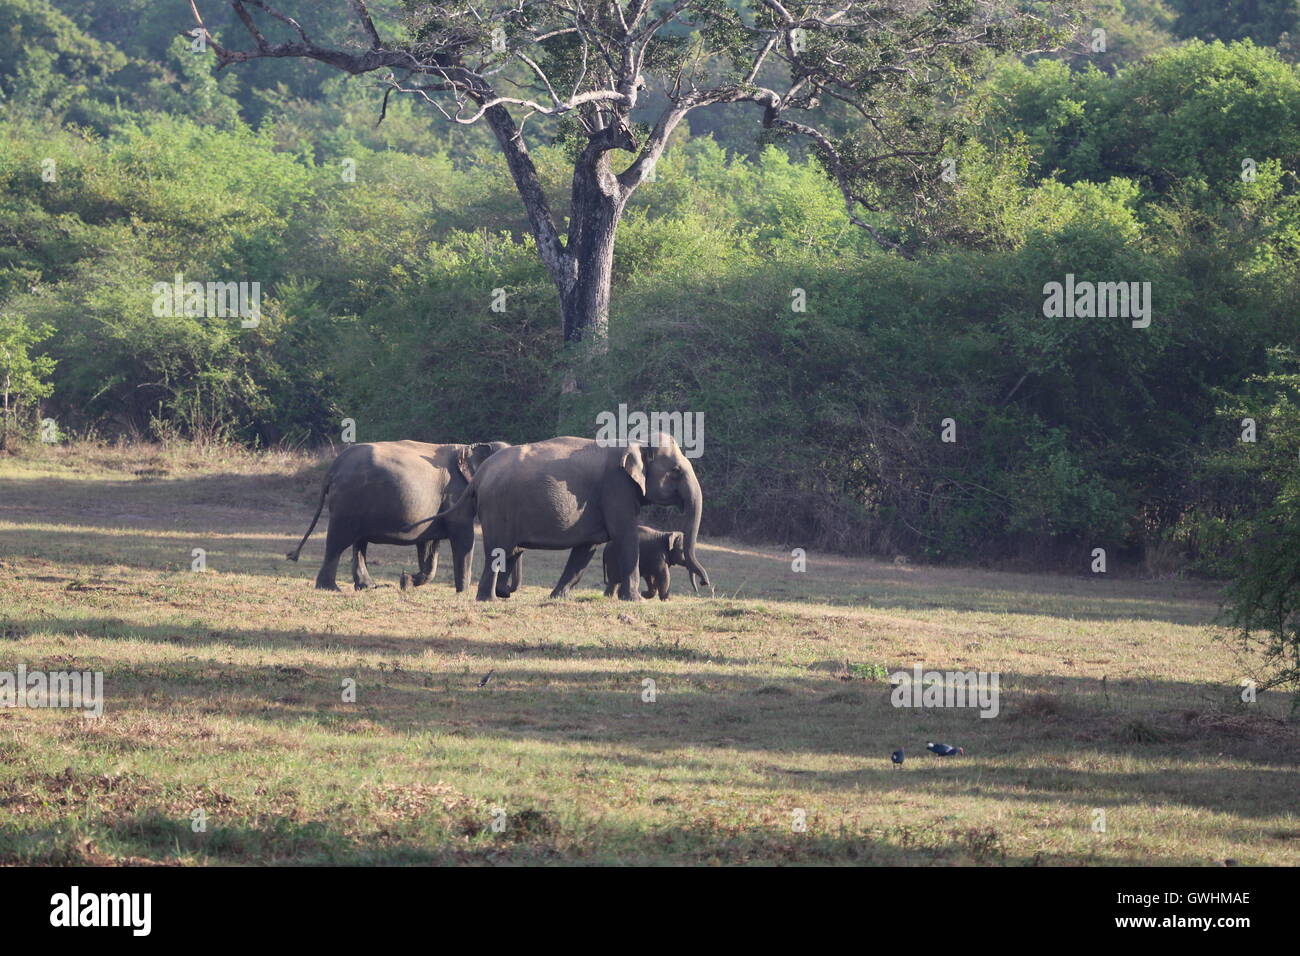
0, 442, 1297, 865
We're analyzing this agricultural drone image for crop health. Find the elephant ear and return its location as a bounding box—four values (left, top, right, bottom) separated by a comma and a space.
621, 446, 647, 499
670, 532, 685, 557
462, 442, 503, 480
456, 444, 484, 483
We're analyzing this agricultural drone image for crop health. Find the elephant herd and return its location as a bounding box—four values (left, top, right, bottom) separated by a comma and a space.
286, 435, 710, 601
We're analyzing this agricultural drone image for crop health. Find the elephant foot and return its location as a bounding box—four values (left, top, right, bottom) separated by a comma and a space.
315, 580, 340, 591
353, 579, 377, 591
410, 572, 430, 587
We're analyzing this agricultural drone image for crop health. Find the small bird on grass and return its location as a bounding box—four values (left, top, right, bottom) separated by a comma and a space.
890, 749, 905, 769
927, 741, 964, 757
477, 669, 495, 688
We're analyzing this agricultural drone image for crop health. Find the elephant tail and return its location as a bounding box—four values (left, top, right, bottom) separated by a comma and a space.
402, 482, 476, 538
286, 473, 330, 561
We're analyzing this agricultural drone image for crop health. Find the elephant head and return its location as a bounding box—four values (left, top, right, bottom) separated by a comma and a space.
457, 441, 510, 483
621, 434, 710, 589
665, 531, 686, 565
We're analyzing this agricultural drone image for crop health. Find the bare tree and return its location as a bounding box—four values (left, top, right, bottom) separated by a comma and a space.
187, 0, 1075, 347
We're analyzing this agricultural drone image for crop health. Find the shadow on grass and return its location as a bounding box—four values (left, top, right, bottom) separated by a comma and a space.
0, 811, 1207, 866
0, 470, 319, 529
0, 471, 1223, 624
1, 613, 763, 667
6, 623, 1295, 828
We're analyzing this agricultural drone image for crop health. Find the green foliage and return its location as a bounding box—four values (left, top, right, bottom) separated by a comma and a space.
0, 115, 318, 443
0, 312, 55, 447
0, 0, 126, 115
1214, 355, 1300, 693
1083, 0, 1179, 72
1167, 0, 1300, 49
987, 41, 1300, 203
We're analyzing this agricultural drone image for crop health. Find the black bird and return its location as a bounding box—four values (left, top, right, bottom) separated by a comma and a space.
477, 669, 495, 688
890, 749, 905, 769
927, 741, 964, 757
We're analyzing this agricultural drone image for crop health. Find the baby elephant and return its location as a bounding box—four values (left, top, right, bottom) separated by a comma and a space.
603, 526, 699, 600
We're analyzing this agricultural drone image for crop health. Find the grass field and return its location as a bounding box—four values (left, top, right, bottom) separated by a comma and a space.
1, 442, 1297, 865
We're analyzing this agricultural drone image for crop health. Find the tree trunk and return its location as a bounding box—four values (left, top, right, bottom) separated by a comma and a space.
561, 177, 621, 344
1, 373, 9, 451
560, 129, 630, 345
482, 103, 634, 350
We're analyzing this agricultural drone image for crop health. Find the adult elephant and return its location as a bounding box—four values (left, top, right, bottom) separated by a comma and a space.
287, 440, 515, 592
433, 434, 709, 601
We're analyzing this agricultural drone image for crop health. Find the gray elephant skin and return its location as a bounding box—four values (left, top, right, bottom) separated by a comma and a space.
603, 525, 698, 600
287, 440, 512, 591
432, 434, 709, 601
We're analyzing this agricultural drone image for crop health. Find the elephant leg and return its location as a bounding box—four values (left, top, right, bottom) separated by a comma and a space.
314, 519, 351, 591
475, 537, 504, 601
603, 550, 618, 597
550, 544, 598, 599
449, 526, 476, 594
352, 540, 377, 590
496, 550, 520, 598
412, 539, 437, 586
607, 533, 641, 601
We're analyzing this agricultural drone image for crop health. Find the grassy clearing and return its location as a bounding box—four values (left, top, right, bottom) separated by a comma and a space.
1, 442, 1297, 865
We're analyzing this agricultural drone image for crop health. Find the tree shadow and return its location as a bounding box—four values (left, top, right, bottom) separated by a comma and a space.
703, 541, 1223, 625
0, 816, 1027, 866
0, 470, 1223, 624
1, 612, 760, 667
0, 470, 318, 532
0, 806, 1208, 866
14, 633, 1296, 829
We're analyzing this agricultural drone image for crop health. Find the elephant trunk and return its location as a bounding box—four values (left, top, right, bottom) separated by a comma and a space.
680, 470, 710, 590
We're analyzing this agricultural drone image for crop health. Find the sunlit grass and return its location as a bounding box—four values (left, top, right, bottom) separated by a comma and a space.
1, 443, 1297, 865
